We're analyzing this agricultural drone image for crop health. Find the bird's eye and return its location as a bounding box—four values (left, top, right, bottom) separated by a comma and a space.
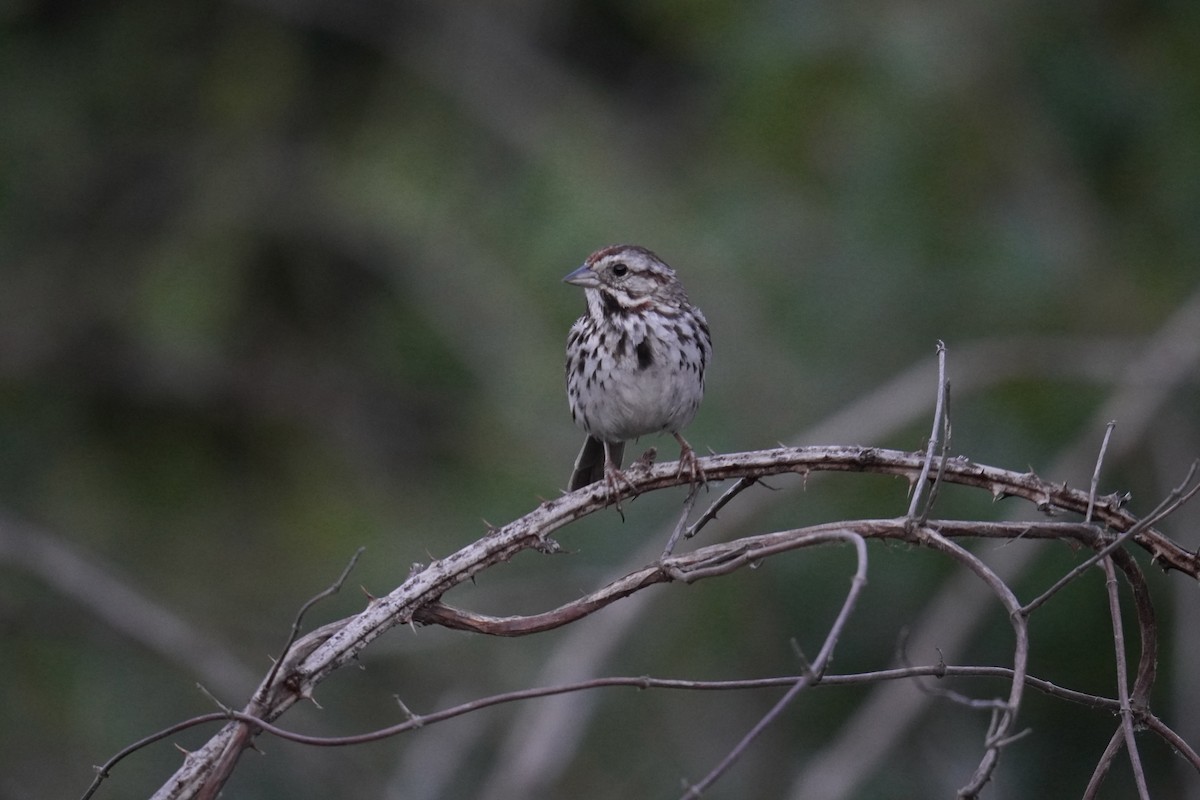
611, 263, 628, 277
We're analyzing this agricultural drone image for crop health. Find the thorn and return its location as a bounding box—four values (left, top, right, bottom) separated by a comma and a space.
299, 687, 323, 709
360, 585, 378, 602
174, 742, 192, 756
394, 694, 422, 725
790, 638, 817, 679
195, 682, 232, 714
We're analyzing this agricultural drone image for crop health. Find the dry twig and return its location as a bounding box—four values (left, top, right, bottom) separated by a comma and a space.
82, 444, 1198, 800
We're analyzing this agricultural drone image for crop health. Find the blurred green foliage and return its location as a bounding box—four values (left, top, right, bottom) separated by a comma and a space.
2, 1, 1198, 798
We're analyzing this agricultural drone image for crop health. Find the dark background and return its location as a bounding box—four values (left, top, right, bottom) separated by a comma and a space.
3, 1, 1199, 798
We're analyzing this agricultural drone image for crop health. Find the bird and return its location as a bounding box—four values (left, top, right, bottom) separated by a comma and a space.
563, 244, 712, 497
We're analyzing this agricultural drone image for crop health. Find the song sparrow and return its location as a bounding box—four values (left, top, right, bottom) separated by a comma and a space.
564, 244, 712, 494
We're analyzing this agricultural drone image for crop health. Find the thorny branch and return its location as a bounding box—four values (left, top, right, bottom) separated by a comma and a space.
907, 340, 949, 524
81, 660, 1200, 763
86, 442, 1200, 800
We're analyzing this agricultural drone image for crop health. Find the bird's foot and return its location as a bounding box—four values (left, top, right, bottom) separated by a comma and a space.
674, 435, 707, 495
602, 463, 641, 518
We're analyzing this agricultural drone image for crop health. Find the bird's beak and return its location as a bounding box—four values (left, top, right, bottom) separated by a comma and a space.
563, 263, 601, 288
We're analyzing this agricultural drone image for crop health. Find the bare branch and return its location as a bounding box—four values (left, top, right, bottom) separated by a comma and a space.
686, 475, 759, 540
790, 286, 1200, 800
88, 658, 1199, 780
907, 341, 949, 522
660, 487, 702, 559
77, 445, 1196, 800
1022, 458, 1200, 616
915, 527, 1028, 798
1086, 421, 1118, 523
258, 547, 366, 707
1100, 555, 1151, 799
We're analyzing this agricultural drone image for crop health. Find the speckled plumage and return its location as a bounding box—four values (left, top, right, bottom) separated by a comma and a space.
564, 245, 711, 491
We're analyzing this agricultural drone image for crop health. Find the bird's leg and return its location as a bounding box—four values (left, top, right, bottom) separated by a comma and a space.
673, 432, 707, 490
602, 442, 640, 514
